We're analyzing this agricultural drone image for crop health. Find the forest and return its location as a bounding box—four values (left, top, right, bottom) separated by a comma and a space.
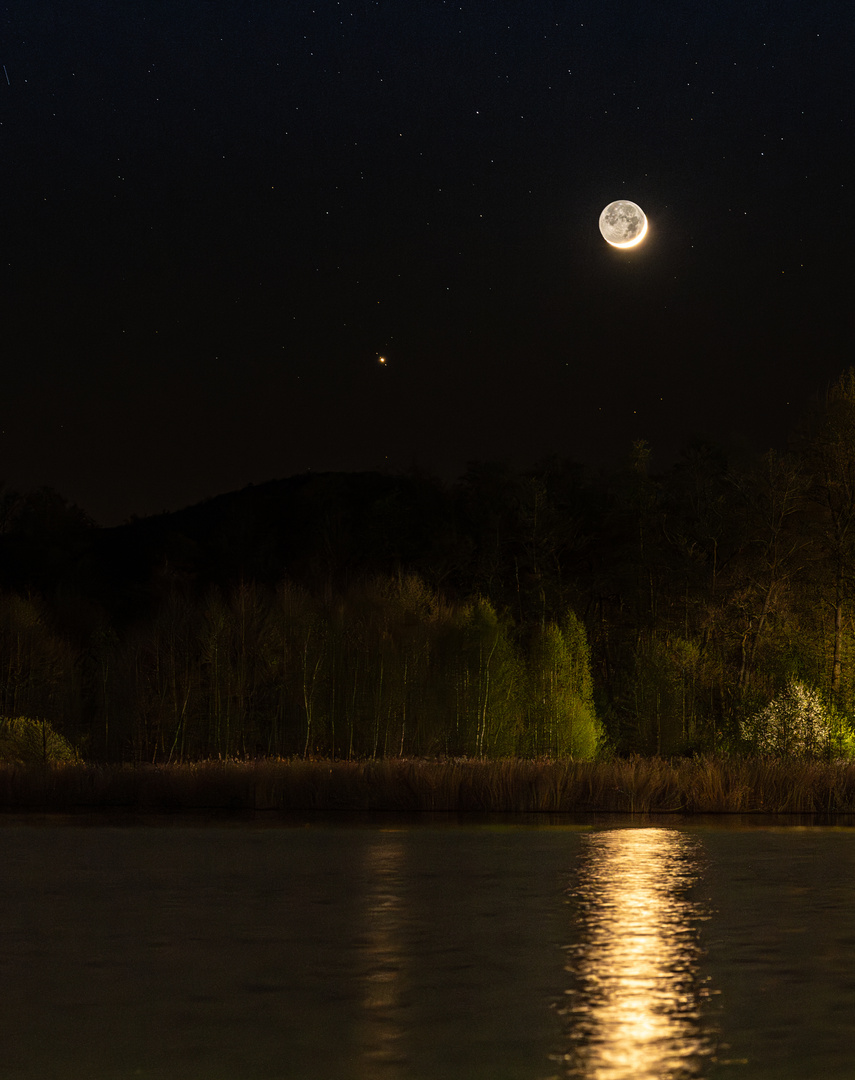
2, 369, 855, 765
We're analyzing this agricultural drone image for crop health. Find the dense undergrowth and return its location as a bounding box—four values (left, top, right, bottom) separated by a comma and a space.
1, 756, 854, 815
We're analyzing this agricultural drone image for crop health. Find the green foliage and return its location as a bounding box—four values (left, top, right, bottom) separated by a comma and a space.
453, 596, 518, 757
0, 716, 80, 764
58, 571, 601, 762
521, 613, 601, 758
822, 699, 855, 759
608, 636, 708, 756
740, 680, 842, 757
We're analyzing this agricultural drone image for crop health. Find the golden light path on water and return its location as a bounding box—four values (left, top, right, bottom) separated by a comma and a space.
556, 828, 715, 1080
357, 837, 408, 1076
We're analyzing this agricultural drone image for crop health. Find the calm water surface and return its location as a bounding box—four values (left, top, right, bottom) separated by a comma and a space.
0, 818, 852, 1079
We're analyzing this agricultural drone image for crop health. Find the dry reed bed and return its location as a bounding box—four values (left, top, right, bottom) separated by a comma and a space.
0, 757, 854, 814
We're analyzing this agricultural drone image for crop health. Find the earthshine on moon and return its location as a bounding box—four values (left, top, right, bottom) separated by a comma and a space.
599, 200, 648, 248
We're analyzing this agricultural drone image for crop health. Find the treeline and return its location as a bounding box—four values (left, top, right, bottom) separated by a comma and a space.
2, 369, 855, 762
0, 577, 598, 762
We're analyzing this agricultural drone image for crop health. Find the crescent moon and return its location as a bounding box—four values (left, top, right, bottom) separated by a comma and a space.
599, 200, 648, 248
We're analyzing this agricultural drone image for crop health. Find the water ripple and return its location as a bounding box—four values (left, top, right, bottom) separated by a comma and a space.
555, 828, 716, 1080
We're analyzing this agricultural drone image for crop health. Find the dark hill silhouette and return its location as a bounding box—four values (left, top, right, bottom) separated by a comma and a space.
0, 472, 464, 623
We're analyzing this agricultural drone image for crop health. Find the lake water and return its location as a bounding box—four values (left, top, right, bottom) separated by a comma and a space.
0, 816, 853, 1079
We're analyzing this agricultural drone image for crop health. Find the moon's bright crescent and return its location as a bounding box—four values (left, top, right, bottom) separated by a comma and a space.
599, 200, 648, 248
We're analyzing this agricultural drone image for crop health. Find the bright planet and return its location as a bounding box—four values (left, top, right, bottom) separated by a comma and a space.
598, 200, 648, 248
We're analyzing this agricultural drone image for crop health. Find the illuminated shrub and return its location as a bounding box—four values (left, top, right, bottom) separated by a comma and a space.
741, 681, 833, 757
0, 716, 80, 764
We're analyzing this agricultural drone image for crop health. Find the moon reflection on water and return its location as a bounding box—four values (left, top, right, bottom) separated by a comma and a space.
557, 828, 716, 1080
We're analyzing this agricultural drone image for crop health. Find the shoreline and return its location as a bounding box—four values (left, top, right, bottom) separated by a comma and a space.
0, 756, 854, 816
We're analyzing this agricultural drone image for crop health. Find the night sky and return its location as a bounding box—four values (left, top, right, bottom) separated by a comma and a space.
1, 1, 851, 525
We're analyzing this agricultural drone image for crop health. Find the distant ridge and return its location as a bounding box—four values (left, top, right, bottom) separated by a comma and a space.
0, 470, 457, 618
